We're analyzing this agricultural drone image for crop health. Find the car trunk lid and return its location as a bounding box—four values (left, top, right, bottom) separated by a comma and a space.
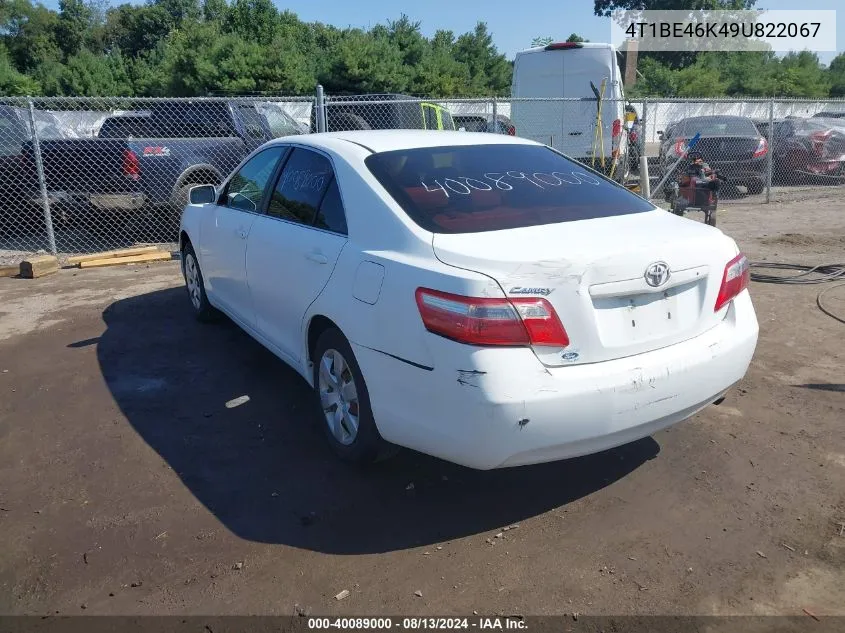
431, 210, 738, 367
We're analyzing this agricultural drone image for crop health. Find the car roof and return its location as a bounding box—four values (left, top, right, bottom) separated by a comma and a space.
280, 130, 537, 154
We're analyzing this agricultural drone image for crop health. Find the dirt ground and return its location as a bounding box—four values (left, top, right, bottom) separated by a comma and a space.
0, 197, 843, 618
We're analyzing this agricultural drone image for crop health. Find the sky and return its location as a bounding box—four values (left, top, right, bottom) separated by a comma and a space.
40, 0, 843, 64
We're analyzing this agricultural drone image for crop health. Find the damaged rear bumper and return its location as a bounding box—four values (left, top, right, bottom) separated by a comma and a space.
353, 292, 758, 470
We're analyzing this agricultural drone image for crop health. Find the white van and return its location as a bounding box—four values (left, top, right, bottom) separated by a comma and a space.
511, 42, 629, 181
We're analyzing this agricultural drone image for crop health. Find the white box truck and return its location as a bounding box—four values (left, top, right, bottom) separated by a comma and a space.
511, 42, 629, 182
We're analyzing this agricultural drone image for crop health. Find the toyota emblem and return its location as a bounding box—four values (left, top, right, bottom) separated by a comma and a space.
644, 261, 671, 287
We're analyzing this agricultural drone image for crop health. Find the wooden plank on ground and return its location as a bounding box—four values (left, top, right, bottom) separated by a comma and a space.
78, 251, 173, 269
0, 264, 20, 278
20, 255, 59, 279
67, 246, 161, 265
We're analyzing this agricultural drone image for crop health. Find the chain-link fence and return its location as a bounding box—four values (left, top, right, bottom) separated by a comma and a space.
2, 93, 845, 264
0, 96, 313, 265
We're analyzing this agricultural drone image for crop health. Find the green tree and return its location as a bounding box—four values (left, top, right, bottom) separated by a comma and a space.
594, 0, 756, 16
58, 48, 133, 95
453, 23, 511, 95
829, 53, 845, 98
226, 0, 278, 46
202, 0, 228, 23
56, 0, 94, 58
413, 30, 471, 96
1, 0, 62, 73
566, 33, 588, 43
324, 29, 408, 94
0, 44, 41, 95
531, 36, 553, 47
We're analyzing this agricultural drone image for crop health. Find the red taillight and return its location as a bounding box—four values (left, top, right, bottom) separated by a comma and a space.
544, 42, 583, 50
752, 136, 768, 158
415, 288, 569, 347
122, 149, 140, 180
809, 130, 832, 156
673, 138, 687, 157
714, 253, 750, 312
507, 125, 516, 136
611, 119, 622, 138
630, 130, 639, 143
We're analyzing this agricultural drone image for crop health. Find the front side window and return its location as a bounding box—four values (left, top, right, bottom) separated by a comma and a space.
365, 143, 654, 234
225, 146, 286, 212
268, 148, 333, 224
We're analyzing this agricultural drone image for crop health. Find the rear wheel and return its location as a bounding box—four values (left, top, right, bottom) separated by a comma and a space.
312, 328, 396, 465
181, 243, 218, 322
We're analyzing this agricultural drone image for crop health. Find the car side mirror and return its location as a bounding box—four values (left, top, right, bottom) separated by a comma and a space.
189, 184, 216, 205
657, 130, 664, 141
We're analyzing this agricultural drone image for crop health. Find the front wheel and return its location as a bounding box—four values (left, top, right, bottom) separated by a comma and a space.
312, 328, 396, 465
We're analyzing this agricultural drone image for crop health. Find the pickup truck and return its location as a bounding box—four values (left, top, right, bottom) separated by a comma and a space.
0, 105, 66, 219
22, 100, 283, 218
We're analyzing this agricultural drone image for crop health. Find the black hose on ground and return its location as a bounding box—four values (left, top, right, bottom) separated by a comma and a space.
749, 262, 845, 324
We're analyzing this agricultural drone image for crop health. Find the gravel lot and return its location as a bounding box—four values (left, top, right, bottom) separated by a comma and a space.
1, 197, 843, 617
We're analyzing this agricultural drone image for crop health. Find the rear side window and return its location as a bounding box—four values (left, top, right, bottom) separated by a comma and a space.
365, 144, 654, 234
315, 178, 348, 234
268, 148, 333, 224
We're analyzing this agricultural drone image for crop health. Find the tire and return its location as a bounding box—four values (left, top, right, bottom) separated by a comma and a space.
312, 328, 396, 466
181, 243, 218, 322
327, 112, 372, 132
746, 179, 765, 195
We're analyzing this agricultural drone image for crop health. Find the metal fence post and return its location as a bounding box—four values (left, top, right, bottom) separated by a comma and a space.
315, 84, 326, 133
640, 98, 650, 199
27, 98, 57, 256
766, 98, 774, 203
491, 97, 498, 133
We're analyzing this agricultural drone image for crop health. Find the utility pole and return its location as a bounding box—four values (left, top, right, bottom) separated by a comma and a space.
624, 38, 639, 90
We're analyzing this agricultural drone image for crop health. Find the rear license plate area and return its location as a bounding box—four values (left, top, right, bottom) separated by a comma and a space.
592, 280, 703, 347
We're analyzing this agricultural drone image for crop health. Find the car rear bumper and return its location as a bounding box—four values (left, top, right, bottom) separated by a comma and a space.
706, 159, 765, 182
355, 291, 758, 470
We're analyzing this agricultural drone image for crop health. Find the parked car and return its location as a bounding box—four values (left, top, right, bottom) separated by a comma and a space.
657, 115, 768, 194
21, 100, 276, 218
454, 113, 516, 135
756, 117, 845, 183
312, 94, 456, 132
510, 42, 630, 182
179, 130, 759, 470
811, 111, 845, 119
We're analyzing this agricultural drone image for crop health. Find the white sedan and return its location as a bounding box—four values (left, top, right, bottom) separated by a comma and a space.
179, 130, 759, 470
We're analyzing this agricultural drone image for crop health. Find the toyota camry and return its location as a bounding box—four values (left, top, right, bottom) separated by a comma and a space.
179, 130, 759, 470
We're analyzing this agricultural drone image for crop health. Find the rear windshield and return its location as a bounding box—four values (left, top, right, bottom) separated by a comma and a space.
365, 144, 654, 234
673, 117, 757, 137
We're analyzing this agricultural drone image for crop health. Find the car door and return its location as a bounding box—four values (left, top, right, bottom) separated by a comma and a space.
200, 145, 287, 328
246, 147, 348, 364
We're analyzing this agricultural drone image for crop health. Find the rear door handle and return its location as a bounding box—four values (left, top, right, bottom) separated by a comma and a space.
305, 252, 328, 265
237, 228, 248, 239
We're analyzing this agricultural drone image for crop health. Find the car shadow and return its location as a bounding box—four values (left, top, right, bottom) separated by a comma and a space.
97, 287, 659, 554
